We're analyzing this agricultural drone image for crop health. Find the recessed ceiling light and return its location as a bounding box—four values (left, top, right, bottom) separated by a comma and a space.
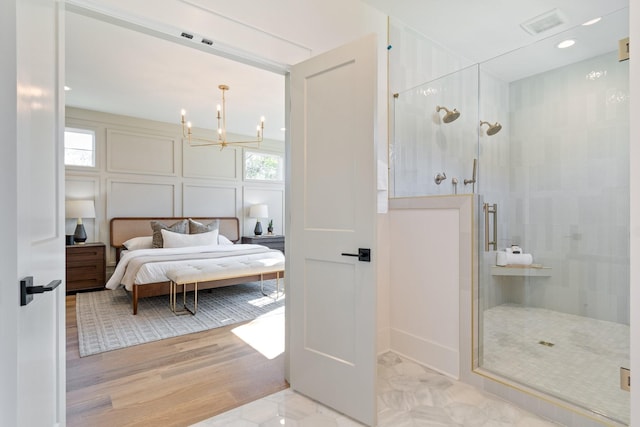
582, 17, 602, 26
64, 86, 72, 91
557, 39, 575, 49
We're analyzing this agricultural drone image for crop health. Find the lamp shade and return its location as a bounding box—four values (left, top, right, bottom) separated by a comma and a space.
249, 204, 269, 219
65, 200, 95, 244
65, 200, 96, 219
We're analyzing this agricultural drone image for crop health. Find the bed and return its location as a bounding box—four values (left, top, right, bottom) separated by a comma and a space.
107, 217, 285, 314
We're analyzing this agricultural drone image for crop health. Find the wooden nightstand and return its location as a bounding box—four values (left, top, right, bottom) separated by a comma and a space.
241, 235, 285, 253
66, 242, 106, 293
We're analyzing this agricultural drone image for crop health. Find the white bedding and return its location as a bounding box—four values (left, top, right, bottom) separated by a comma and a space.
106, 244, 285, 291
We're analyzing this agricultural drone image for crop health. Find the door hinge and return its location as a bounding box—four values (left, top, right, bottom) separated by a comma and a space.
620, 367, 631, 392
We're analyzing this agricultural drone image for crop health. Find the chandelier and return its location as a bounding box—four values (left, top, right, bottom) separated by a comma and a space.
180, 84, 265, 149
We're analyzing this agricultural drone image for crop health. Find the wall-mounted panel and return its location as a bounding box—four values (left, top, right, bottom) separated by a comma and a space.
66, 109, 285, 272
106, 129, 177, 176
183, 183, 237, 217
243, 187, 285, 236
65, 175, 100, 242
107, 179, 176, 217
183, 141, 237, 180
388, 195, 473, 380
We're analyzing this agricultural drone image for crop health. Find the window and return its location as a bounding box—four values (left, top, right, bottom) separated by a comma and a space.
64, 128, 95, 167
244, 150, 284, 181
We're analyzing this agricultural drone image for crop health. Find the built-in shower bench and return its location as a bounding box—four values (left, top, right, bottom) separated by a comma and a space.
491, 266, 552, 277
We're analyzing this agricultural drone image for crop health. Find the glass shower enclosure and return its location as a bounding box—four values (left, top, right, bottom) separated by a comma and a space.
476, 9, 630, 424
391, 65, 478, 198
390, 8, 630, 425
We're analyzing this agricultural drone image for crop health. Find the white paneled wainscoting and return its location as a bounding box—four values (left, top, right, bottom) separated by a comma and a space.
65, 107, 285, 271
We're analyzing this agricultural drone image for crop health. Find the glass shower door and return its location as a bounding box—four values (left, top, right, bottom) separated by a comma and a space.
475, 11, 630, 423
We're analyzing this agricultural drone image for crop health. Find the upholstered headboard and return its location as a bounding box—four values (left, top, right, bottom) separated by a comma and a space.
109, 217, 240, 257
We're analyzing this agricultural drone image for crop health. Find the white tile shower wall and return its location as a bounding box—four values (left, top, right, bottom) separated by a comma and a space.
507, 51, 629, 324
392, 66, 479, 197
478, 68, 512, 310
388, 18, 474, 94
389, 18, 477, 198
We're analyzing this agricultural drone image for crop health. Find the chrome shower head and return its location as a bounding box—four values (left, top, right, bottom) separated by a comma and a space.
436, 106, 460, 123
480, 120, 502, 136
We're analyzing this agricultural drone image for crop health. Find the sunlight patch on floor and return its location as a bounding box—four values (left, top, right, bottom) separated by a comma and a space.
248, 293, 282, 308
232, 306, 284, 359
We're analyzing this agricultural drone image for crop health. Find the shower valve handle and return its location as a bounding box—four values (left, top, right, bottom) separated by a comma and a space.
464, 158, 478, 186
434, 172, 447, 185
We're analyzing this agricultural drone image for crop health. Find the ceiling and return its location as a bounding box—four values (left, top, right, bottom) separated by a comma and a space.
65, 0, 629, 141
65, 10, 286, 141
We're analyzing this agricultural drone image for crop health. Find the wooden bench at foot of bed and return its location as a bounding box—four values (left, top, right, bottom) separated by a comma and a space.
130, 271, 284, 315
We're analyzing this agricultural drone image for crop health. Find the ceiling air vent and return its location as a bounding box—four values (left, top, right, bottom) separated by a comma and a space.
520, 9, 566, 35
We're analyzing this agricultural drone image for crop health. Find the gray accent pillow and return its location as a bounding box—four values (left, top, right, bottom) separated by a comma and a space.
150, 219, 189, 248
189, 218, 220, 235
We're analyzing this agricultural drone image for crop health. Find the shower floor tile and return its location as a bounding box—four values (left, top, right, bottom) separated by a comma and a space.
481, 304, 630, 425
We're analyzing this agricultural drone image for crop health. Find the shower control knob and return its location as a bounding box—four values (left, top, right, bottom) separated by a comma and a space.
434, 172, 447, 185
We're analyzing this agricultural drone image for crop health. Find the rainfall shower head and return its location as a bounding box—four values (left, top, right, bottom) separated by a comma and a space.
480, 120, 502, 136
436, 106, 460, 123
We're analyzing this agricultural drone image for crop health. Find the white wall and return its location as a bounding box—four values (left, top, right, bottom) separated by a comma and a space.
0, 1, 19, 423
67, 0, 387, 65
387, 196, 473, 379
65, 107, 285, 268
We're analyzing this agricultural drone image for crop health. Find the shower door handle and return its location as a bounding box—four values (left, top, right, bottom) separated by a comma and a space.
484, 203, 497, 251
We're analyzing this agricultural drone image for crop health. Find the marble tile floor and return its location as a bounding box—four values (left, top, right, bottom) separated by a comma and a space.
192, 352, 560, 426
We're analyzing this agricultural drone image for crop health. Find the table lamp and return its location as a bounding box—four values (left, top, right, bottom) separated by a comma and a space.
249, 204, 268, 236
65, 200, 96, 244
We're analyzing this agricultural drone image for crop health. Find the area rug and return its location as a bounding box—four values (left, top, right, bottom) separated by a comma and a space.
76, 280, 284, 357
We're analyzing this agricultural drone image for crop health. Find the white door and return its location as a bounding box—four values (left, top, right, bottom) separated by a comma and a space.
0, 0, 66, 425
289, 34, 378, 426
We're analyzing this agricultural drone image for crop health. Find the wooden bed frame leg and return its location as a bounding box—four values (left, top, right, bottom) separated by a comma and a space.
133, 285, 139, 315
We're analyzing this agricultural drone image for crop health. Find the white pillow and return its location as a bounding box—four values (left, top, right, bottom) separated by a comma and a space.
218, 234, 234, 245
161, 228, 219, 248
122, 236, 153, 251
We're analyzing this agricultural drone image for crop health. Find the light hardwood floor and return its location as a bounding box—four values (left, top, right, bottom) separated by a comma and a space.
66, 294, 288, 427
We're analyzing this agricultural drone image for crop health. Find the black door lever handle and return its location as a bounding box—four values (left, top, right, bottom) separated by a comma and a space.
341, 248, 371, 262
20, 276, 62, 306
27, 280, 62, 294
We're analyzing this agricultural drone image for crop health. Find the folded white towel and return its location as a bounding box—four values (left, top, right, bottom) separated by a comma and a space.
496, 251, 533, 266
